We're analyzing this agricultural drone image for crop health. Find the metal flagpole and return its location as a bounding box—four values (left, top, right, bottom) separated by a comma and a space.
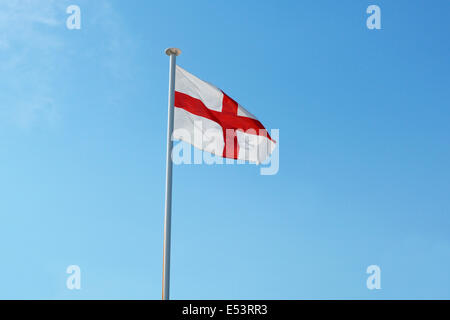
162, 47, 181, 300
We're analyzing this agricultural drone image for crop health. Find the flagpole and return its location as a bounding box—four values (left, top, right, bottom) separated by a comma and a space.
162, 47, 181, 300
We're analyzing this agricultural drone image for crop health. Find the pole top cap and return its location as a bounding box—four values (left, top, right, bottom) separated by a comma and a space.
165, 48, 182, 56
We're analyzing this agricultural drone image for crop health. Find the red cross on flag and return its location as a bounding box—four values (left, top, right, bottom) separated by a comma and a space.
173, 65, 276, 163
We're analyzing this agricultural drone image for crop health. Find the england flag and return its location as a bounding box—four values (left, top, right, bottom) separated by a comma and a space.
173, 66, 276, 163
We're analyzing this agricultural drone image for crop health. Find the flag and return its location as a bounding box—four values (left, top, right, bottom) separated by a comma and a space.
173, 66, 276, 163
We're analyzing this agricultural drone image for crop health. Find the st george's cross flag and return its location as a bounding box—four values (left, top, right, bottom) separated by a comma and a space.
173, 66, 276, 163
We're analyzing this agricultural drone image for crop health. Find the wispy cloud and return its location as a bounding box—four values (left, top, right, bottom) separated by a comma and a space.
0, 0, 132, 130
0, 0, 65, 129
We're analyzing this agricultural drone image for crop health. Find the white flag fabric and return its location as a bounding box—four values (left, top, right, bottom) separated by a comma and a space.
173, 65, 276, 163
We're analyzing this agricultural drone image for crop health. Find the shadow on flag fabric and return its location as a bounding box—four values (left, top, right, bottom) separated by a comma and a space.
173, 65, 276, 163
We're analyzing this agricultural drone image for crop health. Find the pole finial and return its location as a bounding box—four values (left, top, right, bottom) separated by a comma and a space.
165, 48, 182, 56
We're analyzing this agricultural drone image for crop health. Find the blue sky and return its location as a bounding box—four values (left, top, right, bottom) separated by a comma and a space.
0, 0, 449, 299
